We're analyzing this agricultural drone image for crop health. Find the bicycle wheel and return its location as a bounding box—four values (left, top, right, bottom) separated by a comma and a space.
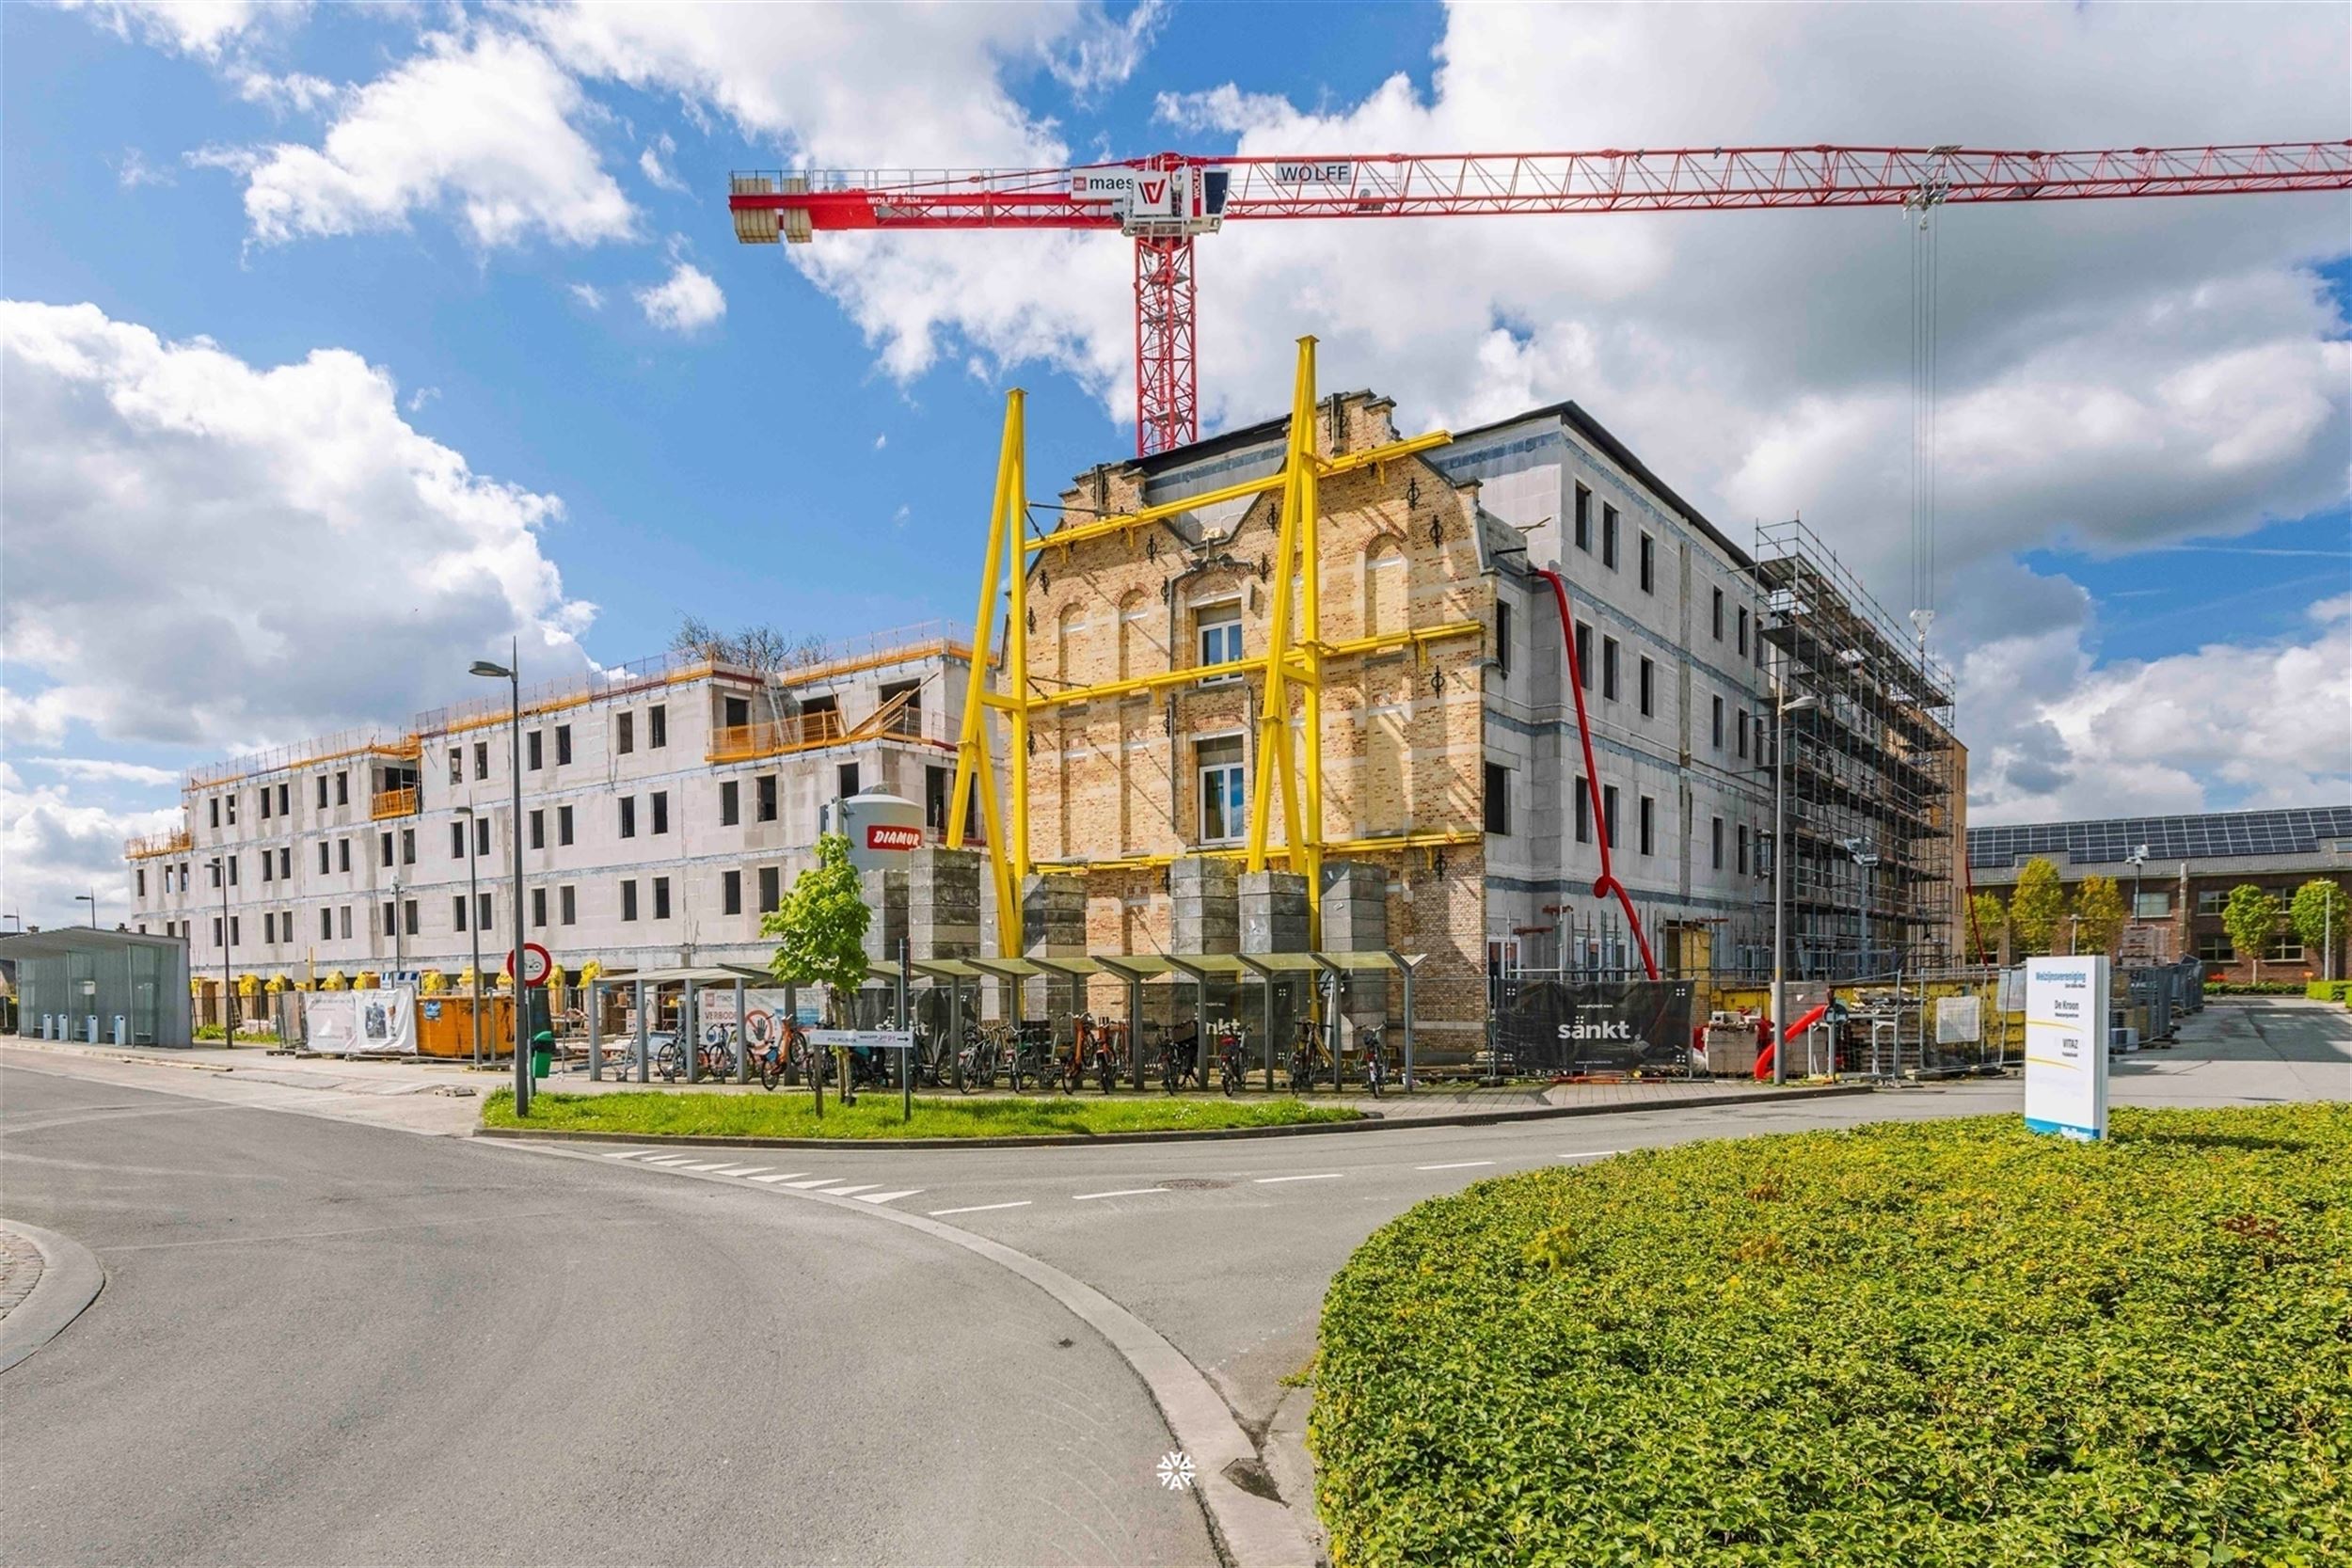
759, 1053, 781, 1091
1097, 1053, 1116, 1095
654, 1041, 682, 1082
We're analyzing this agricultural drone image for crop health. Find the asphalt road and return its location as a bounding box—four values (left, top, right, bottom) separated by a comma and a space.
3, 999, 2343, 1565
0, 1066, 1214, 1567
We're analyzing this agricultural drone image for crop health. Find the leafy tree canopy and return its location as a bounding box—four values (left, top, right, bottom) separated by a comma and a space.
763, 834, 870, 1024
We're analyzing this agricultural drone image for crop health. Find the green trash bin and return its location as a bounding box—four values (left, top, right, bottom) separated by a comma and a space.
530, 1028, 555, 1082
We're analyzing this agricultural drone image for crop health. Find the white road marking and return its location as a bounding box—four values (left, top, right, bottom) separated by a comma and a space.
709, 1165, 769, 1176
782, 1176, 843, 1188
746, 1172, 809, 1184
640, 1156, 695, 1166
600, 1150, 654, 1160
675, 1162, 732, 1171
1559, 1149, 1623, 1160
1416, 1160, 1495, 1171
1254, 1172, 1343, 1184
929, 1200, 1033, 1217
819, 1183, 882, 1196
1073, 1187, 1168, 1201
853, 1189, 923, 1205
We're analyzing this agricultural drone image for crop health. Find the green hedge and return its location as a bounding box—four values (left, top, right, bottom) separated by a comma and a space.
2206, 981, 2308, 995
2306, 981, 2351, 1003
1313, 1105, 2352, 1568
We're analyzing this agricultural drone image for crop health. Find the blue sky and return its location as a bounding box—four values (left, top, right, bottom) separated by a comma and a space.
3, 1, 2347, 926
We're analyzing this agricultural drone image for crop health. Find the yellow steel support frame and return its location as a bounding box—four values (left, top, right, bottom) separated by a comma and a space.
947, 392, 1027, 953
949, 339, 1452, 957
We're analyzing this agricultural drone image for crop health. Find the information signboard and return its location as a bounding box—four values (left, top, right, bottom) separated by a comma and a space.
2025, 956, 2109, 1141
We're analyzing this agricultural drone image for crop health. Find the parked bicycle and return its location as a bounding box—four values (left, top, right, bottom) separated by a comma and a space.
650, 1031, 683, 1082
698, 1024, 738, 1081
1359, 1025, 1391, 1098
1158, 1021, 1206, 1093
1287, 1018, 1334, 1094
750, 1019, 810, 1092
1215, 1021, 1250, 1094
956, 1022, 999, 1092
1064, 1014, 1125, 1094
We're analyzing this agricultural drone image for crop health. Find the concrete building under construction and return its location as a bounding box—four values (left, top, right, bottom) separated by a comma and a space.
125, 626, 977, 1013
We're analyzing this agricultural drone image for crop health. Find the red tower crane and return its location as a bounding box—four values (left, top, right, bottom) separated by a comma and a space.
732, 141, 2352, 456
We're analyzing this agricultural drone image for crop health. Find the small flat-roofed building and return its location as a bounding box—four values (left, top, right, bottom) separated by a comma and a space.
3, 927, 193, 1048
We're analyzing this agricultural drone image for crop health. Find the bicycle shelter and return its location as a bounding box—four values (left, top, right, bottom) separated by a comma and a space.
587, 963, 779, 1085
898, 947, 1424, 1091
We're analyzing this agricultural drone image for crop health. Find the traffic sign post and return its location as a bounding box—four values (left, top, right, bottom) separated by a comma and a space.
505, 942, 553, 990
806, 1029, 915, 1122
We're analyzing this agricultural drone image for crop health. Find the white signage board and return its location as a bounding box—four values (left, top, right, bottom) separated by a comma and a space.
697, 988, 814, 1042
1934, 994, 1982, 1045
2024, 956, 2109, 1141
805, 1029, 914, 1052
1270, 161, 1353, 185
306, 987, 416, 1056
1995, 965, 2027, 1015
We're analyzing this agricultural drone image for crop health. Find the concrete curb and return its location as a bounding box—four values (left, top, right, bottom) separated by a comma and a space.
4, 1040, 233, 1073
0, 1219, 103, 1375
485, 1141, 1319, 1568
470, 1083, 1873, 1151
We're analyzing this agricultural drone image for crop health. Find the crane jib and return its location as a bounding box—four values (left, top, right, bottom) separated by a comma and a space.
725, 140, 2352, 456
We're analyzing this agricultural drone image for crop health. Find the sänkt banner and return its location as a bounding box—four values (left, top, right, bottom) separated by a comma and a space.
2025, 955, 2110, 1140
1492, 978, 1694, 1073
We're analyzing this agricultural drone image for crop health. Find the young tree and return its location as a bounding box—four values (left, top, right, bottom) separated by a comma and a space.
2009, 858, 2067, 956
2288, 879, 2348, 979
1968, 891, 2009, 963
764, 833, 871, 1112
2072, 875, 2129, 958
2220, 884, 2283, 983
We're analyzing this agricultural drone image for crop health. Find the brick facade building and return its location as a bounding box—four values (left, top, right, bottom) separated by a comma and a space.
1968, 806, 2352, 981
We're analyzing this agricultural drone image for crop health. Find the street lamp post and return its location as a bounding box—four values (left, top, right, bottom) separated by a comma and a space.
75, 889, 98, 927
458, 806, 483, 1068
1770, 690, 1819, 1085
208, 857, 231, 1037
471, 647, 527, 1115
2126, 844, 2150, 958
390, 875, 404, 977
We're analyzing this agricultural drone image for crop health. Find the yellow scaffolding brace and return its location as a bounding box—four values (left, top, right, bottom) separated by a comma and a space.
948, 338, 1461, 957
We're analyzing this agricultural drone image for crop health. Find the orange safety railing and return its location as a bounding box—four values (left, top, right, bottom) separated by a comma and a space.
125, 827, 194, 860
707, 706, 847, 763
370, 787, 421, 819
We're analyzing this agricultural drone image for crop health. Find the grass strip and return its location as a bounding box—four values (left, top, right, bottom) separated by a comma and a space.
1312, 1102, 2352, 1568
483, 1087, 1361, 1140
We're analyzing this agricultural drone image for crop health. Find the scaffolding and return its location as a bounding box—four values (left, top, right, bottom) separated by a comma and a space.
1755, 518, 1960, 980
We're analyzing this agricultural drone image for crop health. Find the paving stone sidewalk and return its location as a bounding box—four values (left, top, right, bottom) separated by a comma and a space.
0, 1227, 43, 1322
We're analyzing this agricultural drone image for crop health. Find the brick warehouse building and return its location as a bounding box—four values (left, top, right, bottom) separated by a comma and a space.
1012, 386, 1964, 1056
1969, 806, 2352, 980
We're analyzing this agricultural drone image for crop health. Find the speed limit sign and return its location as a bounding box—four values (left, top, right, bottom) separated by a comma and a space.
506, 942, 554, 989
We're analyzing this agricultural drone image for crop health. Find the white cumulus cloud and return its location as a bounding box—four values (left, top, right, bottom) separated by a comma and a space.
633, 261, 724, 333
58, 0, 289, 60
0, 299, 596, 753
226, 27, 636, 249
0, 763, 183, 929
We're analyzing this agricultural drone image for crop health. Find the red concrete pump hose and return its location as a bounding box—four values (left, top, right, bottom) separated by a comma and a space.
1534, 568, 1660, 983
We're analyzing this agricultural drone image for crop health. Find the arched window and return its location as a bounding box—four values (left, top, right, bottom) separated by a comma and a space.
1361, 535, 1407, 639
1116, 590, 1151, 680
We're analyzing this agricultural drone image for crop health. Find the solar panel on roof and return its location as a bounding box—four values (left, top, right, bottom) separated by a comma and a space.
1968, 804, 2352, 867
